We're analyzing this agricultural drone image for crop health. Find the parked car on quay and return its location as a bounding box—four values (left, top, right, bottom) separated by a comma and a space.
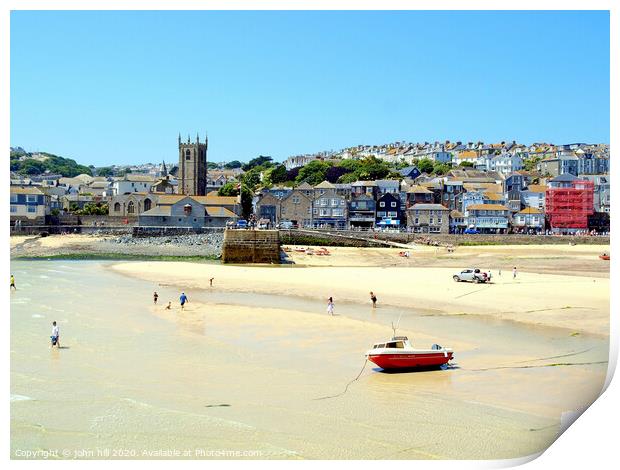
277, 220, 297, 229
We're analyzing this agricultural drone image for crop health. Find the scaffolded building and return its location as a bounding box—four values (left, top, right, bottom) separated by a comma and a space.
545, 179, 594, 231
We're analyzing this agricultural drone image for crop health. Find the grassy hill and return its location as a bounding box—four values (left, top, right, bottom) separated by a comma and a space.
10, 149, 92, 177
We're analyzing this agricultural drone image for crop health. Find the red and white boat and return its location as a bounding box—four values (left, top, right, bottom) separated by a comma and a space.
366, 336, 454, 370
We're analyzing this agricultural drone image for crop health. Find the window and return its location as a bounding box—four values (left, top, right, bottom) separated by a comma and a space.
320, 209, 330, 216
331, 199, 338, 207
340, 199, 345, 206
114, 202, 121, 212
429, 217, 434, 224
391, 202, 397, 207
186, 149, 191, 160
27, 206, 36, 213
320, 198, 327, 206
26, 195, 37, 203
292, 196, 300, 204
144, 199, 152, 211
379, 202, 385, 207
10, 194, 18, 203
388, 211, 397, 218
377, 211, 386, 217
437, 218, 442, 224
10, 205, 17, 213
307, 207, 311, 215
127, 201, 135, 214
313, 208, 318, 215
332, 209, 344, 217
414, 218, 419, 224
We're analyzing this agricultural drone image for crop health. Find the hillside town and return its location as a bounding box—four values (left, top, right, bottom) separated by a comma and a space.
10, 137, 610, 235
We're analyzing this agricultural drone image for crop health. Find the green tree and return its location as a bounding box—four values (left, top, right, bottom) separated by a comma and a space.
458, 161, 474, 168
523, 155, 541, 172
218, 182, 253, 218
96, 167, 114, 177
337, 172, 359, 184
241, 169, 261, 189
295, 160, 332, 185
243, 155, 274, 171
18, 160, 46, 175
224, 160, 243, 169
355, 157, 391, 180
269, 164, 287, 184
432, 162, 451, 175
416, 158, 434, 174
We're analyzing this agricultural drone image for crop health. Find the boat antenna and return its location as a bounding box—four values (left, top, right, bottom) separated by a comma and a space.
391, 313, 403, 338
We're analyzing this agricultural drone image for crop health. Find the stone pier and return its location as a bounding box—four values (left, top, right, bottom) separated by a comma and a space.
221, 229, 281, 264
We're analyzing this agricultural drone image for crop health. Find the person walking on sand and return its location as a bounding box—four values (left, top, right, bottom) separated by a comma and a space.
165, 301, 172, 310
10, 274, 16, 290
326, 297, 335, 316
498, 268, 502, 277
50, 321, 60, 348
513, 266, 517, 280
487, 270, 492, 283
153, 291, 159, 305
370, 291, 377, 308
209, 277, 214, 287
179, 292, 188, 310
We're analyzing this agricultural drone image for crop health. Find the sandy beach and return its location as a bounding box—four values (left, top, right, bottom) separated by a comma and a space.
10, 259, 609, 459
111, 246, 610, 336
11, 241, 610, 459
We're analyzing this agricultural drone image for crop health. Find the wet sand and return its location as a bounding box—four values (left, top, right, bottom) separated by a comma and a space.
111, 258, 609, 336
10, 260, 609, 460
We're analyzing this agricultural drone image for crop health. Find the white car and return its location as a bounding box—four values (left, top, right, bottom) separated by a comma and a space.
453, 268, 488, 283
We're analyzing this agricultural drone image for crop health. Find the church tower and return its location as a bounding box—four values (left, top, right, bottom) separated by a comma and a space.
178, 132, 208, 196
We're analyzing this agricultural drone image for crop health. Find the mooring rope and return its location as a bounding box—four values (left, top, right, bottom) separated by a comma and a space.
313, 359, 369, 401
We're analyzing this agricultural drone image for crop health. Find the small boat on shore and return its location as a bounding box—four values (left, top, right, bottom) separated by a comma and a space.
599, 253, 610, 260
365, 336, 454, 370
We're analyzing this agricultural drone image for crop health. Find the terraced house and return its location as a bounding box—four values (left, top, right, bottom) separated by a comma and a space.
312, 188, 347, 229
465, 204, 510, 234
10, 186, 50, 225
406, 203, 449, 233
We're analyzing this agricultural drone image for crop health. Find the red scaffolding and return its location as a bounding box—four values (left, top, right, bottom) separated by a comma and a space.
545, 180, 594, 229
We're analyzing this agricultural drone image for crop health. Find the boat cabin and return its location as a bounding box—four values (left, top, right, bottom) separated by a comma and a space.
371, 336, 411, 350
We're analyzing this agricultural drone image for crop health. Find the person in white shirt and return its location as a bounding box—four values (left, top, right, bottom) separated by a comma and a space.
51, 321, 60, 348
326, 297, 335, 316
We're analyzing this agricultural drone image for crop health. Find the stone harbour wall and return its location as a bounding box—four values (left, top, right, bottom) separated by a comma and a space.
221, 229, 281, 264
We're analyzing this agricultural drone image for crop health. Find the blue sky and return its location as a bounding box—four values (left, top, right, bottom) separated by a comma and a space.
10, 10, 609, 166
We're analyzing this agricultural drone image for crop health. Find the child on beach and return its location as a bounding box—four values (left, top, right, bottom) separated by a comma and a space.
50, 321, 60, 348
513, 267, 517, 279
180, 292, 188, 310
165, 302, 172, 310
370, 292, 377, 308
153, 291, 159, 304
10, 274, 16, 290
326, 297, 335, 316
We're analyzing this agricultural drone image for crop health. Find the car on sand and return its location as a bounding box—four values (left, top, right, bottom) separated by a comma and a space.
453, 268, 488, 283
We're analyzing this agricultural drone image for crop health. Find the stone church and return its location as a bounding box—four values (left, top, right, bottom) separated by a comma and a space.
178, 133, 208, 196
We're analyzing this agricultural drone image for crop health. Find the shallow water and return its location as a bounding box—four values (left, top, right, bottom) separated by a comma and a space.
10, 260, 609, 459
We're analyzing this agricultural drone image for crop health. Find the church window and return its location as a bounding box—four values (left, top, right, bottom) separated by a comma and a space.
144, 199, 152, 211
114, 202, 121, 212
127, 201, 135, 214
186, 149, 191, 160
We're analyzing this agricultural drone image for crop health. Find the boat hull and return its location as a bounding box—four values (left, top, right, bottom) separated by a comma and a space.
367, 351, 453, 370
